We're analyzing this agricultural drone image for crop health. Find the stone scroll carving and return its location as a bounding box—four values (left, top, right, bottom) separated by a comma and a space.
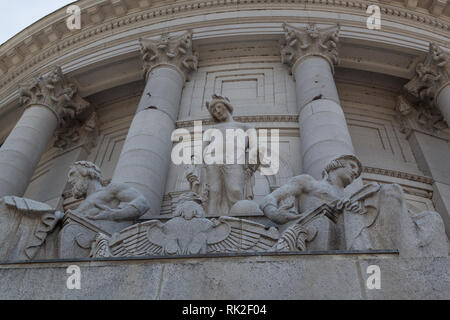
139, 30, 198, 80
0, 196, 62, 262
281, 23, 340, 73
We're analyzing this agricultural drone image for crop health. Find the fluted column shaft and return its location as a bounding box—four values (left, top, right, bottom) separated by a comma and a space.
112, 31, 197, 216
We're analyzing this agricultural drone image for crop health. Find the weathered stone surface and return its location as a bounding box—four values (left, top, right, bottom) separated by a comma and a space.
299, 99, 355, 178
0, 254, 449, 300
0, 196, 62, 262
0, 5, 449, 301
91, 198, 280, 258
359, 257, 450, 300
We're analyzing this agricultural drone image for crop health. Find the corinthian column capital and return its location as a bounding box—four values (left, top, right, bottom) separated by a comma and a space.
404, 43, 450, 108
18, 66, 90, 129
280, 23, 340, 74
139, 30, 199, 82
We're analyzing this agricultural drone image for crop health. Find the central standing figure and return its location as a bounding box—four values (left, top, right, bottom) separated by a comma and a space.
187, 94, 258, 215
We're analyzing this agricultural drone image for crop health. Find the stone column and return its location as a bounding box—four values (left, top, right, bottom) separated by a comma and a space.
281, 23, 355, 179
403, 43, 450, 239
36, 112, 98, 208
280, 24, 356, 251
0, 67, 89, 198
112, 31, 198, 217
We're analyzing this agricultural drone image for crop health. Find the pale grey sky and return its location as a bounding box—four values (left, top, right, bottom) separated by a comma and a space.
0, 0, 75, 45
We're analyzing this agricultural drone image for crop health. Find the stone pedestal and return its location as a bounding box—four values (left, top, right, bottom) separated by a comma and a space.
112, 31, 198, 216
1, 253, 449, 299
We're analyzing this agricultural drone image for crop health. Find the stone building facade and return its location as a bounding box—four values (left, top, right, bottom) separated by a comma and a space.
0, 0, 449, 299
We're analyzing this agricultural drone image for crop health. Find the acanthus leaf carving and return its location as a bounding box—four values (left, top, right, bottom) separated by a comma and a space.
281, 23, 340, 74
59, 161, 150, 259
396, 94, 448, 135
19, 66, 90, 129
403, 43, 450, 120
139, 30, 198, 81
54, 111, 98, 151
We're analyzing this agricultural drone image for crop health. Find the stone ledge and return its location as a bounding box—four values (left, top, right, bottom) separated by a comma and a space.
1, 251, 449, 299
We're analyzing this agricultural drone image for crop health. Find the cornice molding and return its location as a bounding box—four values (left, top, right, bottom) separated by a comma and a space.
362, 166, 434, 184
0, 0, 449, 95
176, 114, 299, 128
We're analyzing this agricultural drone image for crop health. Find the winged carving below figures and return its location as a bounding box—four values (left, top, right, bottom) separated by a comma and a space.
91, 211, 281, 258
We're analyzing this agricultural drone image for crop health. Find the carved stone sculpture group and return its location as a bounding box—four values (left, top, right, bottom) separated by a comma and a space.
0, 26, 448, 263
0, 126, 446, 261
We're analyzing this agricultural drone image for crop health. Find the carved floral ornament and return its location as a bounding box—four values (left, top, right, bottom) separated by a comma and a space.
280, 23, 340, 74
139, 30, 199, 81
401, 43, 450, 131
404, 43, 449, 107
396, 94, 447, 135
18, 66, 90, 129
18, 66, 96, 150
